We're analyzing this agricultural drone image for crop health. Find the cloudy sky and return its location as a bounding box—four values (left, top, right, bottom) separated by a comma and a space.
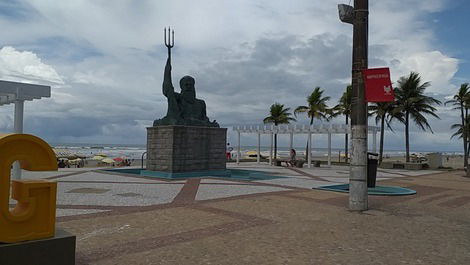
0, 0, 469, 152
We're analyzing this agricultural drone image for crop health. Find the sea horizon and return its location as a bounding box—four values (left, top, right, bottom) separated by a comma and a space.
50, 142, 465, 159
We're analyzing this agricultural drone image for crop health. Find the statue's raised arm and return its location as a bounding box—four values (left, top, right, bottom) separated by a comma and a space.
162, 57, 174, 98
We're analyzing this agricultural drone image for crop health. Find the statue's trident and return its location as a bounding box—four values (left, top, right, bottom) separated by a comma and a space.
164, 27, 174, 61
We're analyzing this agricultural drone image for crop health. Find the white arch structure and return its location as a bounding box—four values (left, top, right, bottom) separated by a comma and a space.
233, 124, 380, 168
0, 80, 51, 179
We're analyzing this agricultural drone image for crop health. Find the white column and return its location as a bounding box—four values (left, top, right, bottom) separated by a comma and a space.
328, 132, 332, 167
372, 128, 377, 153
236, 130, 241, 165
269, 132, 273, 166
289, 132, 293, 151
307, 132, 312, 168
12, 99, 25, 180
257, 132, 261, 164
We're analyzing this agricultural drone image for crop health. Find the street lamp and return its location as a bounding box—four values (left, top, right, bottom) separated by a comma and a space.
338, 1, 369, 211
338, 4, 354, 24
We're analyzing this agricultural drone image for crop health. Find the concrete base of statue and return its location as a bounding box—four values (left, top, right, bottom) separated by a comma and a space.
147, 126, 227, 173
0, 229, 76, 265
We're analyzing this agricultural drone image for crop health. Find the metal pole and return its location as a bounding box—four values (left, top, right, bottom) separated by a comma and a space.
328, 132, 332, 167
269, 132, 273, 166
237, 130, 241, 165
307, 132, 312, 168
12, 99, 24, 180
349, 0, 369, 211
257, 132, 261, 164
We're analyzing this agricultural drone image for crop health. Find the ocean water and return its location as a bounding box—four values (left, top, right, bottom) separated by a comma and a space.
50, 143, 463, 159
51, 143, 146, 159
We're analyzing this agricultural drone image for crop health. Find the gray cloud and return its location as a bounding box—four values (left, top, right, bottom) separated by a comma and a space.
0, 0, 464, 153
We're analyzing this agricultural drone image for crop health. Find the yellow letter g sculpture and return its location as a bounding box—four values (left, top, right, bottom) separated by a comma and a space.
0, 134, 58, 243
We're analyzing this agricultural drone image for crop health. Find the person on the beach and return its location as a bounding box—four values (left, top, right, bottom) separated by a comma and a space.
288, 149, 296, 167
226, 143, 233, 160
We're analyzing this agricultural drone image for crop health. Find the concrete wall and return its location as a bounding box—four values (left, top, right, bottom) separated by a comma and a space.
147, 126, 227, 172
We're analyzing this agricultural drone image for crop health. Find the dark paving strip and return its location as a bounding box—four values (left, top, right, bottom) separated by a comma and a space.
205, 179, 309, 191
418, 194, 452, 204
171, 178, 201, 205
75, 204, 275, 264
276, 193, 327, 204
76, 218, 272, 264
56, 203, 181, 222
189, 204, 274, 223
438, 196, 470, 208
193, 189, 300, 205
45, 171, 89, 180
57, 189, 301, 223
286, 167, 325, 181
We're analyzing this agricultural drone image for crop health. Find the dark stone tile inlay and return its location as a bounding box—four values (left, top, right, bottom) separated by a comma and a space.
66, 188, 110, 194
115, 192, 143, 197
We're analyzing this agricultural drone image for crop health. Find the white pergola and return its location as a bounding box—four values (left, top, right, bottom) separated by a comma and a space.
0, 80, 51, 179
233, 124, 380, 168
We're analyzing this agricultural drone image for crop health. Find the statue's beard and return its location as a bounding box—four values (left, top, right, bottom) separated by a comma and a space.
182, 90, 196, 104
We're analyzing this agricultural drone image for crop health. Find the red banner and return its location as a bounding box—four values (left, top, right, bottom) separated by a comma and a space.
362, 68, 394, 102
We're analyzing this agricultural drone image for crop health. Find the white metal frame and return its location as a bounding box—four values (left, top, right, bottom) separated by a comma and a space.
0, 80, 51, 179
233, 124, 380, 168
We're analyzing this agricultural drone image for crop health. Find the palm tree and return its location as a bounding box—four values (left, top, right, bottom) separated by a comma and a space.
445, 83, 470, 169
395, 72, 441, 162
263, 103, 296, 161
294, 87, 331, 161
369, 101, 403, 164
332, 85, 352, 163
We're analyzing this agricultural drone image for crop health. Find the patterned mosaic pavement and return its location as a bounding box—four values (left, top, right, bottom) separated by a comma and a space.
10, 162, 442, 219
9, 164, 470, 264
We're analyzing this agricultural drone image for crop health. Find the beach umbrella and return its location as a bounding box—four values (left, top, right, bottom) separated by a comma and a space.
102, 158, 115, 164
92, 155, 105, 160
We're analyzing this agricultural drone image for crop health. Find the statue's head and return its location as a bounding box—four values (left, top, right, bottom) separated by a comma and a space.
180, 75, 196, 103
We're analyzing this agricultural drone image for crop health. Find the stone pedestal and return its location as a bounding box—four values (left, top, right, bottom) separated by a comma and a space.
0, 229, 76, 265
147, 126, 227, 172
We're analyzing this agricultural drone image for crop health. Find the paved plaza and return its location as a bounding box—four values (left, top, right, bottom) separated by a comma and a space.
16, 163, 440, 218
11, 163, 470, 264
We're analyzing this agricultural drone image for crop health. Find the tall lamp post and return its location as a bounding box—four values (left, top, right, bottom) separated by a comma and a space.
338, 0, 369, 211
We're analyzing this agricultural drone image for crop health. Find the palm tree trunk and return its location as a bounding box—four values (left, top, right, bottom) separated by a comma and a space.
306, 116, 314, 161
460, 104, 468, 170
345, 114, 349, 163
466, 107, 470, 167
274, 133, 278, 162
379, 114, 385, 164
405, 111, 410, 162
